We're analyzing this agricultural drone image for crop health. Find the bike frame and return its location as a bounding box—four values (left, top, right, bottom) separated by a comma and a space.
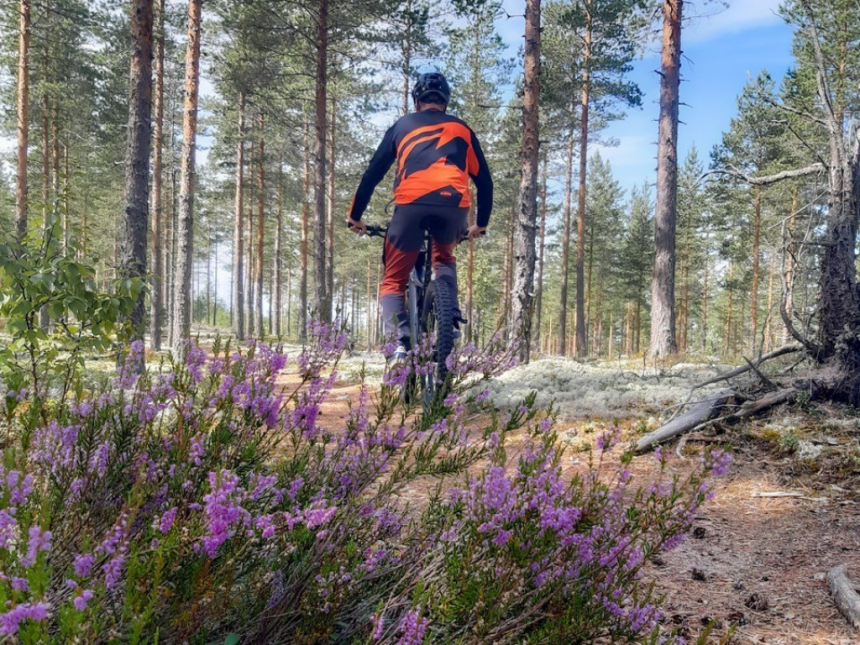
360, 221, 434, 351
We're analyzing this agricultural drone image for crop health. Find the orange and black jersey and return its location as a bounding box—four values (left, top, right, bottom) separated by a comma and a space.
348, 109, 494, 227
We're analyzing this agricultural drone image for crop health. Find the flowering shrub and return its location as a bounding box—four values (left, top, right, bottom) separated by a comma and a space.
370, 421, 729, 645
0, 322, 727, 644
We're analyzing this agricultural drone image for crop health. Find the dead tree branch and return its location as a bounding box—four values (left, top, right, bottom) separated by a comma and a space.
827, 564, 860, 628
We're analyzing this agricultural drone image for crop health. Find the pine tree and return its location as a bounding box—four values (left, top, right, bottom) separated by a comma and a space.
171, 0, 202, 353
120, 0, 154, 343
649, 0, 682, 359
509, 0, 541, 360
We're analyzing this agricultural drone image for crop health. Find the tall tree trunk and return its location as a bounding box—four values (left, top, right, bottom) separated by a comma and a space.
701, 222, 710, 352
534, 154, 548, 353
274, 154, 284, 337
508, 0, 540, 361
558, 123, 575, 356
150, 0, 165, 350
326, 94, 336, 318
649, 0, 682, 359
299, 122, 310, 342
255, 113, 265, 338
171, 0, 202, 354
313, 0, 330, 321
724, 261, 733, 355
62, 139, 69, 248
750, 183, 761, 355
121, 0, 154, 343
764, 251, 775, 352
247, 192, 255, 334
782, 190, 797, 345
15, 0, 30, 238
232, 92, 246, 340
575, 8, 592, 358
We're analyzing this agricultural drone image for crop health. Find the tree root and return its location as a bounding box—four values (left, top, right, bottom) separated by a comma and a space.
827, 564, 860, 628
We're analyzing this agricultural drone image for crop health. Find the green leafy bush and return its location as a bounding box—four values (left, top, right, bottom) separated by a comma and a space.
0, 211, 139, 399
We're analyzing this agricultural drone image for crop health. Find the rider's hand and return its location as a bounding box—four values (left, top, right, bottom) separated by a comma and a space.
467, 225, 487, 241
347, 217, 367, 236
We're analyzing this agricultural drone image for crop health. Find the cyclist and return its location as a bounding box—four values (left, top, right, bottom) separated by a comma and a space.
346, 71, 493, 364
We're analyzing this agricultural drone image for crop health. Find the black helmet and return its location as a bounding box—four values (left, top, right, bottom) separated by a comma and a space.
411, 72, 450, 105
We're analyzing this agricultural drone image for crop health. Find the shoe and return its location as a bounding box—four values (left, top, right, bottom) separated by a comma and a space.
387, 345, 409, 369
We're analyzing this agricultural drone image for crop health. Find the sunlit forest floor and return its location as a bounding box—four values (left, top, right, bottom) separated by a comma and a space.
277, 345, 860, 645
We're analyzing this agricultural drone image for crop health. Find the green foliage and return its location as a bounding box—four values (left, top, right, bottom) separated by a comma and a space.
0, 210, 139, 396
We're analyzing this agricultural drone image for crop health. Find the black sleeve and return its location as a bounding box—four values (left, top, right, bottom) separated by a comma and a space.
469, 130, 493, 228
348, 125, 397, 221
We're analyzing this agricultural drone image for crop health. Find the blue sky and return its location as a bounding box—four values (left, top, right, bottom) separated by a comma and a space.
499, 0, 796, 194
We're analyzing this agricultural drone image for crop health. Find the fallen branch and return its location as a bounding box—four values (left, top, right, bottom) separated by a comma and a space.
827, 564, 860, 628
692, 344, 802, 391
638, 387, 801, 454
734, 388, 798, 419
635, 389, 733, 453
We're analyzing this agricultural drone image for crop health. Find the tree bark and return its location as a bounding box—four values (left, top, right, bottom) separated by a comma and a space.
313, 0, 330, 322
15, 0, 30, 239
534, 154, 548, 353
575, 7, 592, 358
649, 0, 682, 359
508, 0, 540, 361
274, 153, 284, 337
121, 0, 154, 343
326, 94, 336, 320
255, 113, 265, 338
171, 0, 202, 354
150, 0, 165, 350
559, 122, 575, 356
750, 183, 761, 355
300, 121, 311, 342
233, 92, 246, 340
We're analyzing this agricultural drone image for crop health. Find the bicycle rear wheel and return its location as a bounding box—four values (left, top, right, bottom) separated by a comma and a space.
421, 279, 457, 404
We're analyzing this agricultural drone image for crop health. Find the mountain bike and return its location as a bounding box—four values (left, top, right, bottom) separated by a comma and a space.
358, 220, 471, 406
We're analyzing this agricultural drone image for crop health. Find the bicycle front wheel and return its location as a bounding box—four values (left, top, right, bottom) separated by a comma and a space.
421, 279, 457, 403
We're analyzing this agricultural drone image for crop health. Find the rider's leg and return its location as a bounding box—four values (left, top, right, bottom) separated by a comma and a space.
381, 206, 424, 350
428, 207, 469, 325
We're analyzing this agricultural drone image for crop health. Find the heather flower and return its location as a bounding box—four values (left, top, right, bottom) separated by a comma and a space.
73, 589, 94, 611
0, 601, 49, 636
396, 607, 429, 645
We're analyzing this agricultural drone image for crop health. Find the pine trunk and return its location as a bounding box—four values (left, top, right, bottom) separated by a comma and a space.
649, 0, 682, 359
274, 157, 284, 337
558, 124, 575, 356
783, 192, 796, 345
232, 92, 246, 340
171, 0, 202, 354
534, 154, 548, 352
508, 0, 540, 361
326, 95, 336, 319
149, 0, 165, 350
299, 122, 311, 342
121, 0, 154, 343
750, 183, 761, 354
255, 113, 265, 338
313, 0, 330, 322
15, 0, 30, 238
575, 14, 592, 358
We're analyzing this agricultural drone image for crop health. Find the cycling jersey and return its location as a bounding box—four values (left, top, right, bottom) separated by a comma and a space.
347, 109, 494, 227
